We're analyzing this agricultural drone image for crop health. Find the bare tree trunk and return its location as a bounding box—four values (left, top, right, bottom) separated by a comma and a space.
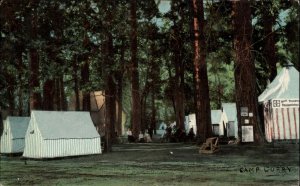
262, 2, 277, 81
115, 41, 125, 136
29, 48, 41, 111
17, 50, 24, 116
29, 0, 41, 111
233, 0, 264, 144
7, 73, 15, 115
174, 64, 185, 131
104, 75, 116, 152
171, 26, 185, 131
116, 75, 123, 136
150, 91, 156, 133
191, 0, 212, 142
81, 60, 90, 111
43, 79, 54, 110
73, 59, 80, 111
130, 0, 141, 139
103, 31, 117, 152
59, 76, 67, 110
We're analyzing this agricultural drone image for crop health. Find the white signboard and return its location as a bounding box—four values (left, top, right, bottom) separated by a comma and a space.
272, 99, 299, 108
242, 126, 254, 142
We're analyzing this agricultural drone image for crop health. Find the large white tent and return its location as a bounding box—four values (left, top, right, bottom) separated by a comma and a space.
211, 110, 228, 136
222, 103, 238, 138
185, 111, 228, 136
258, 65, 299, 142
0, 116, 30, 154
23, 111, 102, 158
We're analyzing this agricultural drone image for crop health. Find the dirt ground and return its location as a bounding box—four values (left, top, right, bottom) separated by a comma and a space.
0, 142, 299, 186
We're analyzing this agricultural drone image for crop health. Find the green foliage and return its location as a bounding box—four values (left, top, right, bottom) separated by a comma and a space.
0, 0, 298, 121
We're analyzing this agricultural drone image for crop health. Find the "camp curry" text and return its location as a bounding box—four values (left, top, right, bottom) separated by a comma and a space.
239, 166, 291, 174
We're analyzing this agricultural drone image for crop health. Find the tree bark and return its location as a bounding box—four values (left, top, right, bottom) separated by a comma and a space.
191, 0, 212, 142
104, 75, 116, 152
7, 73, 15, 115
233, 0, 264, 144
130, 0, 141, 139
116, 73, 123, 136
59, 76, 67, 110
29, 48, 41, 111
262, 2, 277, 81
115, 39, 125, 136
150, 90, 156, 133
73, 59, 80, 111
29, 0, 41, 111
104, 33, 116, 152
81, 60, 90, 111
43, 79, 54, 110
17, 49, 24, 116
171, 22, 185, 131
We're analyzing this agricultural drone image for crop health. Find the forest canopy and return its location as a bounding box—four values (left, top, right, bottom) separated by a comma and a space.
0, 0, 299, 144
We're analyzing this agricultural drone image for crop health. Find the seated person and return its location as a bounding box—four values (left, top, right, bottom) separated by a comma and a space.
144, 131, 152, 143
138, 131, 145, 143
127, 128, 135, 142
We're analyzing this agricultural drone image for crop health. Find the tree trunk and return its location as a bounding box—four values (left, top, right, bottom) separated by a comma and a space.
233, 0, 264, 144
29, 48, 41, 111
81, 60, 90, 111
116, 74, 123, 136
262, 2, 277, 82
59, 76, 67, 110
54, 78, 62, 111
130, 0, 141, 139
103, 31, 116, 152
7, 73, 15, 115
43, 79, 54, 110
104, 75, 116, 152
150, 91, 156, 133
191, 0, 212, 142
17, 50, 24, 116
171, 23, 185, 131
29, 0, 41, 111
73, 59, 80, 111
115, 41, 125, 136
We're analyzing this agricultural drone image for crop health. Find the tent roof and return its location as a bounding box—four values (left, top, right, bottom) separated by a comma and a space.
222, 103, 237, 122
31, 111, 100, 139
258, 66, 299, 102
7, 116, 30, 139
211, 110, 222, 124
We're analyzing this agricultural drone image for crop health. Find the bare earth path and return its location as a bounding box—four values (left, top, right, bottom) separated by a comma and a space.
0, 143, 299, 186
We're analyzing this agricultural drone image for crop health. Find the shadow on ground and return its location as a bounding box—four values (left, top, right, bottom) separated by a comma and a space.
0, 143, 299, 186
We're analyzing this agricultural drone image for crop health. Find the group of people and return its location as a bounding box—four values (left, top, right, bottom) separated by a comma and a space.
126, 125, 196, 143
161, 126, 195, 143
127, 128, 153, 143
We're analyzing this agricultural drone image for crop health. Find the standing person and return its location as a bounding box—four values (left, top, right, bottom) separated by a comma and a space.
148, 127, 153, 139
127, 128, 134, 142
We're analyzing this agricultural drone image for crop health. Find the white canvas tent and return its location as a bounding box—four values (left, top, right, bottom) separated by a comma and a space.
186, 114, 197, 133
186, 111, 228, 136
23, 111, 101, 158
211, 110, 228, 136
258, 65, 299, 142
222, 103, 238, 138
0, 117, 30, 154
